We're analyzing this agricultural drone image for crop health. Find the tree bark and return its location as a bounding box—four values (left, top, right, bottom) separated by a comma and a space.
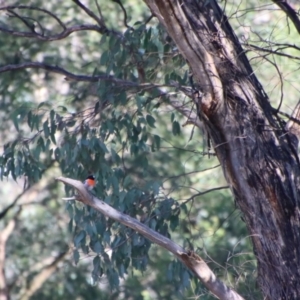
144, 0, 300, 299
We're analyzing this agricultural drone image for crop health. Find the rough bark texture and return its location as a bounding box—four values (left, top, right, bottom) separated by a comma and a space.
144, 0, 300, 299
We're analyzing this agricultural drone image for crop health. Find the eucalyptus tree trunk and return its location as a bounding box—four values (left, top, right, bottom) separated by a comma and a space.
144, 0, 300, 299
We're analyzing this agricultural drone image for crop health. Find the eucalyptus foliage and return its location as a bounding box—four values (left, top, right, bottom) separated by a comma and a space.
5, 0, 296, 299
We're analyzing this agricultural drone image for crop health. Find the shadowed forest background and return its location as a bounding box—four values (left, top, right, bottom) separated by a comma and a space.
1, 1, 300, 299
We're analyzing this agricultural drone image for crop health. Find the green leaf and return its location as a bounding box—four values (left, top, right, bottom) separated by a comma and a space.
182, 270, 190, 289
171, 112, 175, 122
118, 263, 125, 278
100, 50, 109, 65
73, 249, 80, 265
150, 219, 157, 230
68, 218, 73, 233
123, 176, 132, 188
98, 140, 108, 153
153, 134, 160, 150
11, 114, 19, 132
111, 148, 120, 164
170, 215, 179, 231
172, 120, 181, 136
99, 34, 107, 45
37, 137, 45, 151
38, 101, 45, 108
108, 269, 119, 290
50, 131, 56, 144
54, 148, 60, 160
27, 111, 32, 130
146, 114, 156, 128
43, 120, 50, 138
91, 240, 103, 254
74, 230, 86, 248
50, 109, 55, 122
111, 175, 119, 194
167, 263, 173, 281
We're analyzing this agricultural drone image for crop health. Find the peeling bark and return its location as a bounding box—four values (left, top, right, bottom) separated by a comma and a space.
144, 0, 300, 299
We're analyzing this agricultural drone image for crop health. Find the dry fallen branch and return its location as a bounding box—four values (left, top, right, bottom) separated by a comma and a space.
56, 176, 244, 300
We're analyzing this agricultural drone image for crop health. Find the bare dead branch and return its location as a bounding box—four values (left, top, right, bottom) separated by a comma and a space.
272, 0, 300, 34
56, 176, 244, 300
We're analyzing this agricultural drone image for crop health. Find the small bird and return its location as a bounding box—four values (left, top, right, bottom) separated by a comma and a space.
84, 175, 96, 190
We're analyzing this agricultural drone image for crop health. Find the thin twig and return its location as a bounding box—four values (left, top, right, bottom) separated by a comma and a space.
73, 0, 105, 27
7, 9, 36, 33
244, 43, 300, 61
0, 24, 103, 41
182, 186, 229, 204
272, 0, 300, 34
112, 0, 134, 30
0, 5, 66, 29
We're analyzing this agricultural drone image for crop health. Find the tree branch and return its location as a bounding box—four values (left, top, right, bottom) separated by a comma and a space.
272, 0, 300, 34
243, 42, 300, 61
0, 217, 19, 300
0, 62, 141, 84
112, 0, 134, 31
0, 5, 66, 28
183, 186, 229, 204
56, 176, 244, 300
19, 251, 69, 300
0, 188, 29, 220
72, 0, 106, 28
0, 5, 105, 41
0, 23, 103, 41
0, 62, 199, 121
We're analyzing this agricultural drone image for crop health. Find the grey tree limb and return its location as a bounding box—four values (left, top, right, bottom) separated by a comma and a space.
56, 176, 244, 300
